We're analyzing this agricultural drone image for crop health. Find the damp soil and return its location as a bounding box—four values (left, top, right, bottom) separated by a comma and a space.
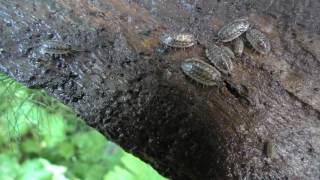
0, 0, 320, 179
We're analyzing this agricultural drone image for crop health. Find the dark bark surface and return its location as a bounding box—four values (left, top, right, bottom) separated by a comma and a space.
0, 0, 320, 179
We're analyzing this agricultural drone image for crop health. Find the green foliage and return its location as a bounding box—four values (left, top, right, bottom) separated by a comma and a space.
0, 73, 166, 180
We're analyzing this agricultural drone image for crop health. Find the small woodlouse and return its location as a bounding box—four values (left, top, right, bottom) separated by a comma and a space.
246, 29, 271, 55
39, 40, 86, 56
205, 44, 234, 75
233, 38, 244, 56
218, 18, 250, 42
181, 58, 221, 86
222, 46, 235, 59
225, 80, 249, 98
263, 140, 273, 159
161, 33, 196, 48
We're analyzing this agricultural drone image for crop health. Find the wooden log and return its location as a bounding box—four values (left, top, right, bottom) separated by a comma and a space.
0, 0, 319, 179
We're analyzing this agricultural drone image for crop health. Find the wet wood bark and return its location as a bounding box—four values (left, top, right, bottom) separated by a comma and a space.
0, 0, 320, 179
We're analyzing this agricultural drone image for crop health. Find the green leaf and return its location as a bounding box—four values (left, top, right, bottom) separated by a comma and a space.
83, 164, 108, 180
0, 154, 20, 180
21, 139, 42, 155
18, 158, 68, 180
120, 154, 167, 180
71, 131, 107, 162
35, 112, 66, 148
68, 162, 89, 179
0, 72, 167, 180
103, 166, 135, 180
18, 159, 53, 180
56, 141, 75, 160
0, 143, 21, 159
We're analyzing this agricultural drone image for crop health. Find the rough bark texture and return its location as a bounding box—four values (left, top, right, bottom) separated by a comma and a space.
1, 0, 320, 179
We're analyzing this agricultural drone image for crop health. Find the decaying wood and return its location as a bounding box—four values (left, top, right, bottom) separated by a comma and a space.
0, 0, 319, 179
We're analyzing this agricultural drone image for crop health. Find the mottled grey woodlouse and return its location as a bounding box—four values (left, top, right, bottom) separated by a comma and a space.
217, 18, 250, 42
263, 140, 273, 159
246, 29, 271, 55
222, 46, 235, 59
205, 44, 234, 75
225, 81, 249, 98
181, 58, 221, 86
232, 38, 244, 56
161, 33, 196, 48
39, 40, 86, 57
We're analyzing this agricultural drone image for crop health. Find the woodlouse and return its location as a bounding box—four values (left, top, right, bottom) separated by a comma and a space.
225, 81, 249, 98
181, 58, 221, 86
161, 33, 196, 48
233, 38, 244, 56
222, 46, 235, 59
263, 140, 273, 159
205, 44, 234, 75
217, 18, 250, 42
39, 40, 86, 57
246, 29, 271, 55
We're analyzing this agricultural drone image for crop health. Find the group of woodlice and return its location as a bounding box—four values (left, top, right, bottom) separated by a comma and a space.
161, 18, 271, 86
162, 18, 273, 158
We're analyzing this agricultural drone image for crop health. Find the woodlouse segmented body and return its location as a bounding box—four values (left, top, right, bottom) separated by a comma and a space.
217, 18, 250, 42
233, 38, 244, 56
246, 29, 271, 55
221, 46, 235, 59
264, 140, 273, 159
205, 44, 234, 75
39, 40, 85, 56
161, 33, 196, 48
181, 58, 221, 86
225, 81, 249, 98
